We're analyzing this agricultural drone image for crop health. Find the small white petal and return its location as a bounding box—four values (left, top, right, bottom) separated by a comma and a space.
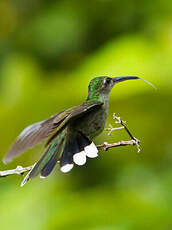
84, 142, 98, 158
73, 151, 86, 165
60, 164, 74, 173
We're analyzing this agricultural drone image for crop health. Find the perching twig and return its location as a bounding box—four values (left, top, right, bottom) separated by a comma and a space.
0, 165, 34, 177
97, 139, 139, 151
105, 123, 124, 135
0, 114, 140, 178
113, 113, 140, 152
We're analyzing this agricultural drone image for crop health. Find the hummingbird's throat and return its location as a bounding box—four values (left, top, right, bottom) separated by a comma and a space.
86, 90, 109, 104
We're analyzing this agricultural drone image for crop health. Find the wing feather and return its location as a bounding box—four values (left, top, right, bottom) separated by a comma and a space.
3, 112, 68, 163
46, 102, 103, 145
3, 102, 102, 163
53, 102, 103, 134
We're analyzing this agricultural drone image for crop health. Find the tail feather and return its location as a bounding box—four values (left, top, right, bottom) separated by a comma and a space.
60, 132, 98, 170
21, 128, 67, 186
79, 133, 98, 158
40, 131, 67, 177
77, 132, 91, 149
29, 144, 54, 178
60, 133, 86, 170
21, 129, 99, 186
40, 143, 63, 178
40, 151, 59, 178
60, 140, 74, 173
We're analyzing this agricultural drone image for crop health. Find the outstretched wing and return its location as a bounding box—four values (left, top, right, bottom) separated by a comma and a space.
3, 102, 102, 163
3, 111, 68, 163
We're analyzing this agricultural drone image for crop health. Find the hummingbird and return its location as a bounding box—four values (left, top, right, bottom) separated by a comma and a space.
3, 76, 153, 186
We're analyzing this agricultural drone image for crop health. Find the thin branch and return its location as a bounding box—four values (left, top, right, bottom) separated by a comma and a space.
0, 165, 34, 177
0, 140, 138, 178
97, 139, 139, 151
105, 124, 124, 135
0, 114, 140, 178
111, 113, 140, 152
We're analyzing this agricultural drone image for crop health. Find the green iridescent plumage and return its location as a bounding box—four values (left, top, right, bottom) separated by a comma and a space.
3, 76, 143, 186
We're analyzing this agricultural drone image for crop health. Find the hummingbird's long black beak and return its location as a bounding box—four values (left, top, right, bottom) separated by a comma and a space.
113, 76, 156, 89
113, 76, 139, 83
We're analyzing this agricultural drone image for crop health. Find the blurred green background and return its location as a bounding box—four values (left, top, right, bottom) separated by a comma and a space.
0, 0, 172, 229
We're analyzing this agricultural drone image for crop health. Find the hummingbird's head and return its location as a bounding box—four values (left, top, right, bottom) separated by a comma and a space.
88, 76, 114, 95
88, 76, 139, 97
87, 76, 154, 102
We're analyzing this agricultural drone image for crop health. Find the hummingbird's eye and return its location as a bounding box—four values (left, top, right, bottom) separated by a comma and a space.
105, 78, 111, 84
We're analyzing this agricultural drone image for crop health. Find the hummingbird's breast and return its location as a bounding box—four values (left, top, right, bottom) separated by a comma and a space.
72, 102, 108, 139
